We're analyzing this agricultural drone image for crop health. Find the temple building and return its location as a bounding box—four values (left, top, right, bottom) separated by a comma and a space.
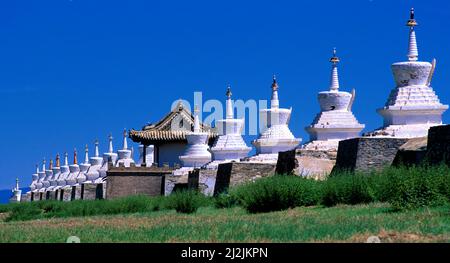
209, 86, 251, 167
249, 76, 301, 162
116, 129, 135, 167
129, 101, 217, 167
368, 8, 448, 138
304, 49, 365, 151
137, 144, 154, 167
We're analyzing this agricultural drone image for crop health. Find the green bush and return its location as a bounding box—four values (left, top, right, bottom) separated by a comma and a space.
214, 192, 240, 209
165, 190, 209, 214
385, 165, 449, 210
322, 170, 375, 207
233, 175, 322, 213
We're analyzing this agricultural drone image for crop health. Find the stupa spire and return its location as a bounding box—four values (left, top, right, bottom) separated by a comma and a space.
84, 144, 89, 164
73, 148, 78, 165
226, 85, 233, 119
108, 133, 114, 153
49, 159, 53, 169
270, 75, 279, 109
64, 152, 68, 166
36, 164, 39, 174
42, 158, 46, 172
193, 105, 201, 133
94, 139, 99, 157
122, 129, 128, 150
407, 8, 419, 61
329, 48, 340, 91
55, 153, 60, 167
15, 178, 19, 190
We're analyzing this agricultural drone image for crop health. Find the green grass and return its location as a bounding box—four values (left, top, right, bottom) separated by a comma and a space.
0, 203, 448, 242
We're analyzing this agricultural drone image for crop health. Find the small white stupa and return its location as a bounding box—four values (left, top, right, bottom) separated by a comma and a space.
304, 49, 365, 151
179, 105, 212, 168
369, 8, 448, 138
210, 86, 251, 164
65, 149, 80, 187
116, 129, 135, 167
49, 154, 61, 191
42, 159, 53, 193
99, 134, 118, 180
56, 152, 70, 189
10, 178, 22, 203
86, 139, 104, 183
249, 76, 301, 162
29, 164, 39, 192
37, 159, 46, 193
76, 144, 90, 184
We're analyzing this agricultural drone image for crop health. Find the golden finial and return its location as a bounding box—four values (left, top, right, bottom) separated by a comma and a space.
226, 85, 232, 98
73, 148, 78, 165
330, 48, 340, 64
271, 75, 278, 91
55, 153, 60, 167
406, 8, 418, 27
49, 159, 53, 169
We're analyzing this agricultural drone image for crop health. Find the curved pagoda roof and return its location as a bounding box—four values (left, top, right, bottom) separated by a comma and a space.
129, 102, 218, 145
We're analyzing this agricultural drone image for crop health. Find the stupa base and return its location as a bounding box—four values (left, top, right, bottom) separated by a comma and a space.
365, 123, 446, 138
253, 138, 301, 154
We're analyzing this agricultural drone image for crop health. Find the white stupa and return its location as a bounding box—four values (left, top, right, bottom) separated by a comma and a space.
65, 149, 80, 187
86, 140, 104, 183
179, 106, 212, 168
29, 164, 39, 192
76, 144, 90, 184
99, 134, 118, 180
50, 154, 61, 190
116, 129, 135, 167
210, 86, 251, 163
10, 178, 22, 203
369, 8, 448, 138
249, 76, 301, 162
56, 152, 70, 189
42, 159, 53, 193
37, 159, 46, 193
304, 49, 365, 151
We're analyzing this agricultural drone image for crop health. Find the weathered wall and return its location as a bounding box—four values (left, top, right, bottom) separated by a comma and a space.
82, 183, 104, 200
214, 162, 275, 196
425, 125, 450, 166
276, 149, 336, 179
106, 165, 172, 199
333, 137, 409, 172
187, 169, 217, 196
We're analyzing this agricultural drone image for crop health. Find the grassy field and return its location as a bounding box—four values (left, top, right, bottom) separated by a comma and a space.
0, 203, 449, 242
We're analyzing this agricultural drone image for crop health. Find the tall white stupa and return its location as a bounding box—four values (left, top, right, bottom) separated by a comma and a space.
42, 159, 53, 194
29, 164, 39, 192
304, 49, 365, 151
10, 178, 22, 203
369, 8, 448, 138
116, 129, 135, 167
37, 159, 46, 194
86, 140, 104, 183
210, 86, 251, 162
250, 76, 301, 162
99, 134, 118, 180
56, 152, 70, 189
179, 106, 212, 168
76, 144, 90, 184
65, 149, 79, 187
50, 154, 61, 190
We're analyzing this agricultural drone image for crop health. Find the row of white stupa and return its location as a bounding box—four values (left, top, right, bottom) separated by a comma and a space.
24, 8, 448, 195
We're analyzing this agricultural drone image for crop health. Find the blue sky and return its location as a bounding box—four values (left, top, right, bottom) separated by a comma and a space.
0, 0, 449, 189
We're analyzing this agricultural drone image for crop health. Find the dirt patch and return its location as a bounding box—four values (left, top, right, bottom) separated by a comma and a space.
348, 229, 449, 243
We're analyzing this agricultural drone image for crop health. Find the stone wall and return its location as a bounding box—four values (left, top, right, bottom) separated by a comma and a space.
276, 149, 336, 179
187, 169, 217, 196
425, 124, 450, 166
82, 183, 104, 200
333, 137, 409, 172
106, 165, 173, 199
214, 162, 275, 196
